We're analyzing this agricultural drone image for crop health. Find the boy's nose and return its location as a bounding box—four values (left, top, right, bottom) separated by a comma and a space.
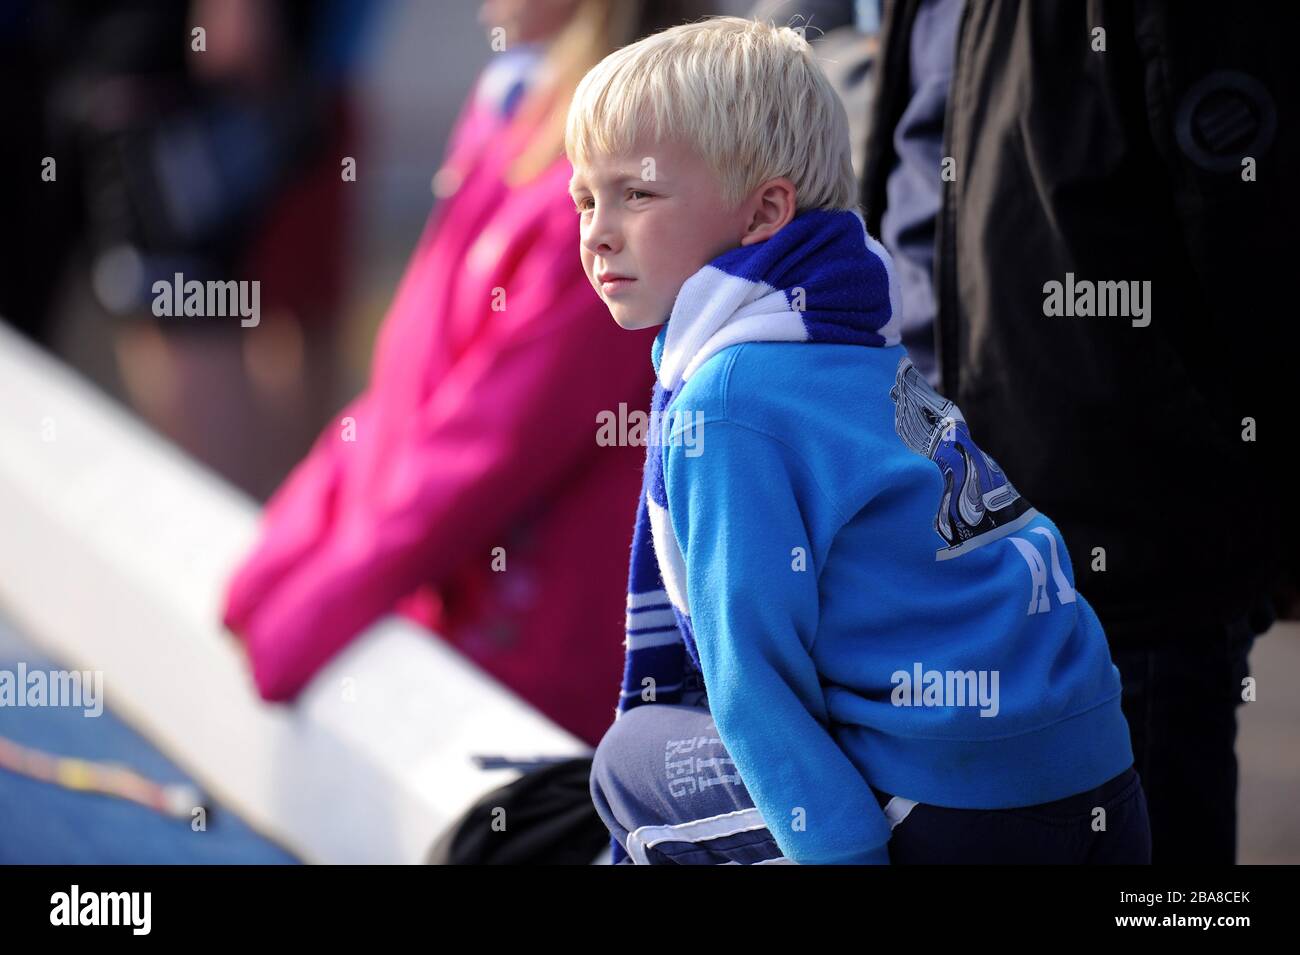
582, 233, 619, 258
581, 213, 621, 257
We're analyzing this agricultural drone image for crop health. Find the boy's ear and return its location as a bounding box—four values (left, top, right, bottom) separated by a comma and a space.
740, 177, 797, 246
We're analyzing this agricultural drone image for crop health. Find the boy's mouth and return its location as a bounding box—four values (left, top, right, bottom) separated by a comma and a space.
597, 272, 636, 296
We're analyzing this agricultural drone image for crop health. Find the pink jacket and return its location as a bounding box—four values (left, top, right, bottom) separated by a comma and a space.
221, 75, 656, 746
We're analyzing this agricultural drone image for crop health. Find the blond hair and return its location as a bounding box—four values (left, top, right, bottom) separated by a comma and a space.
564, 16, 858, 212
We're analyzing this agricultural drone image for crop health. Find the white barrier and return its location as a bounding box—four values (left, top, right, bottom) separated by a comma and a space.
0, 320, 593, 863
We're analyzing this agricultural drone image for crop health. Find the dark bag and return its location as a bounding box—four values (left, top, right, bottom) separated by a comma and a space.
424, 756, 609, 865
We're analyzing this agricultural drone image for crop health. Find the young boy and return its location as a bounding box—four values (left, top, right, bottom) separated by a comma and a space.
566, 17, 1151, 865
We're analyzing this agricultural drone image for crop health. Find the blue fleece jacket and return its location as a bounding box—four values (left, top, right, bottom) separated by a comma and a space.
656, 333, 1133, 863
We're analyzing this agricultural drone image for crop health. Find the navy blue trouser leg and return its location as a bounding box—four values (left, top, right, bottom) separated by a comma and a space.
882, 764, 1151, 864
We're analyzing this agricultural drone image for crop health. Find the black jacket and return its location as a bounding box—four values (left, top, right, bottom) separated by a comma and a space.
861, 0, 1296, 647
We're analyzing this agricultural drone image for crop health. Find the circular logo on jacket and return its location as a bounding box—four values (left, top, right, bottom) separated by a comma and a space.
1175, 70, 1277, 173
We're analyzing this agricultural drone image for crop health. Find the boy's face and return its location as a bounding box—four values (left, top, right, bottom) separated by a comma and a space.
569, 136, 754, 331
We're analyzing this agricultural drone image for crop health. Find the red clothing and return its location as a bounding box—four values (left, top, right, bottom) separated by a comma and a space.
221, 77, 655, 746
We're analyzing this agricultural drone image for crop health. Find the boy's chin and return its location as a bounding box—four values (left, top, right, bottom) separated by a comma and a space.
610, 310, 663, 332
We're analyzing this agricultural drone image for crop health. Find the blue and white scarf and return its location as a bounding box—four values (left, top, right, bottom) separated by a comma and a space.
609, 208, 901, 864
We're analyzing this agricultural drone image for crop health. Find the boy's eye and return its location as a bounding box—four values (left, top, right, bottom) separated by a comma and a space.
573, 190, 653, 214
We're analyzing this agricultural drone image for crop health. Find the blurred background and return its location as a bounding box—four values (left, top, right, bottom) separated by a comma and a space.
0, 0, 1294, 865
4, 0, 493, 500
